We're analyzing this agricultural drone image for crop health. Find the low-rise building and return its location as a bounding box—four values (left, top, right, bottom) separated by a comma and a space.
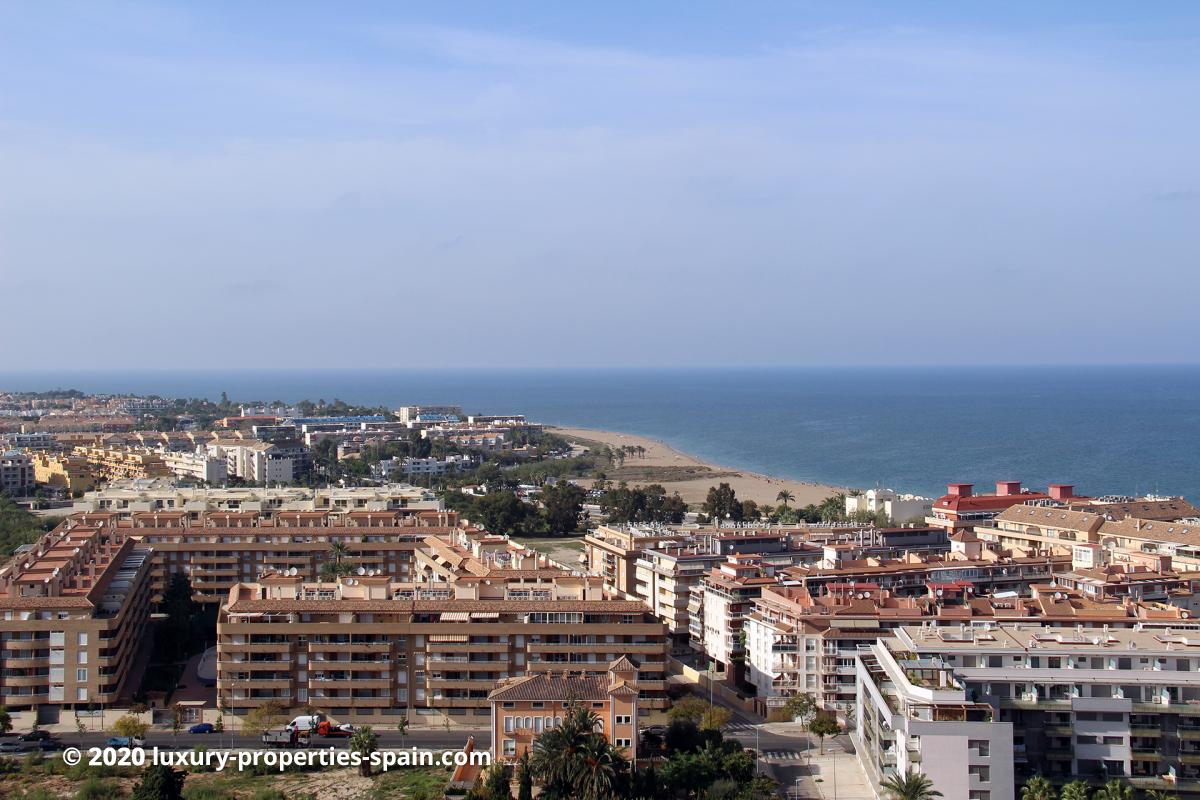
29, 452, 97, 494
488, 657, 640, 763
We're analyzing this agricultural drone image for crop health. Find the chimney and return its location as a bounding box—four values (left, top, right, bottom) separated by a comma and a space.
947, 483, 973, 498
1048, 484, 1074, 501
996, 481, 1022, 497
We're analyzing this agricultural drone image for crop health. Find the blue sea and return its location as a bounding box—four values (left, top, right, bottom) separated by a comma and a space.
2, 367, 1198, 500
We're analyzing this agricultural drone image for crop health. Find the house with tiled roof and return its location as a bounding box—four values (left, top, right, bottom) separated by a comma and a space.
488, 657, 640, 763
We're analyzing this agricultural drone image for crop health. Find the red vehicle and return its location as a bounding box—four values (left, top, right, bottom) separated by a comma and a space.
315, 721, 354, 738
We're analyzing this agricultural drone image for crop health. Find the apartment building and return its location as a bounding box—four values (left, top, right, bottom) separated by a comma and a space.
160, 449, 228, 484
215, 571, 668, 724
890, 623, 1200, 797
488, 657, 639, 763
855, 635, 1014, 800
845, 488, 934, 524
1, 451, 35, 496
72, 482, 439, 518
0, 522, 152, 712
0, 432, 58, 451
29, 452, 97, 494
746, 581, 1198, 717
112, 508, 459, 604
72, 445, 172, 481
926, 481, 1065, 535
694, 554, 779, 683
206, 439, 305, 484
978, 503, 1200, 572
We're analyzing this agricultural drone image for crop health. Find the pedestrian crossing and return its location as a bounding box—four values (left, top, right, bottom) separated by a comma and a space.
760, 749, 802, 761
723, 723, 758, 733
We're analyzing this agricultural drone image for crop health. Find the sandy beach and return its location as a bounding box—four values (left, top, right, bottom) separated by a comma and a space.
550, 426, 845, 508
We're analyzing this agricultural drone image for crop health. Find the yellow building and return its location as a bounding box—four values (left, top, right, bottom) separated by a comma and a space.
72, 445, 172, 481
30, 452, 97, 494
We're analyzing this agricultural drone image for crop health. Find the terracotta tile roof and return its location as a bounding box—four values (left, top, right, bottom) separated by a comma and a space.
226, 598, 654, 614
488, 673, 613, 702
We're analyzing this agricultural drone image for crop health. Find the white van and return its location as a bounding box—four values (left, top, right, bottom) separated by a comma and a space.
285, 714, 327, 732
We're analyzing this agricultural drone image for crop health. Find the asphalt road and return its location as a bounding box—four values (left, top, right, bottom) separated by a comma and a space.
4, 728, 490, 754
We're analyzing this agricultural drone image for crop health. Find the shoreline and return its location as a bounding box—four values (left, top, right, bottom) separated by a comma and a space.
548, 425, 848, 508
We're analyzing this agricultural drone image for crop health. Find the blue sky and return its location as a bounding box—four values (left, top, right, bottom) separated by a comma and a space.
2, 2, 1199, 368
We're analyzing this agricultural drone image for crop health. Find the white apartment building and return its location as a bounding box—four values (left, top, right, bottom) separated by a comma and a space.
0, 432, 57, 451
206, 440, 299, 484
845, 488, 934, 524
160, 448, 228, 484
855, 635, 1015, 800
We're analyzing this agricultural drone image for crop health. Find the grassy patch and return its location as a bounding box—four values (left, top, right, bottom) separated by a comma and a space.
368, 766, 450, 800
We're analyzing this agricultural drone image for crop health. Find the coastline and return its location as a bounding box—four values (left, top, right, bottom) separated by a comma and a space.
549, 425, 847, 508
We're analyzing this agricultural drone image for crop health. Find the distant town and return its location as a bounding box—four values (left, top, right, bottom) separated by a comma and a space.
3, 389, 1200, 799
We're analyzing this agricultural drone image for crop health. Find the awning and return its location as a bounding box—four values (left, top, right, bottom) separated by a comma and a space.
470, 612, 499, 620
429, 634, 469, 643
439, 612, 471, 622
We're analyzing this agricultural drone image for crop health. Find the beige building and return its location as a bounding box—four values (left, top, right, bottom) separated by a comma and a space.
0, 521, 152, 712
215, 569, 669, 724
73, 445, 172, 481
30, 452, 97, 494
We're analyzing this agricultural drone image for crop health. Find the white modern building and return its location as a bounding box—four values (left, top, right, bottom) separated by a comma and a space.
0, 450, 35, 496
845, 488, 934, 524
160, 448, 228, 484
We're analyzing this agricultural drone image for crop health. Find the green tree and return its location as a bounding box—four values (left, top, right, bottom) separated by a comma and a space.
541, 483, 586, 534
1019, 776, 1055, 800
781, 693, 817, 725
1092, 779, 1134, 800
1059, 781, 1091, 800
530, 705, 627, 800
699, 706, 732, 732
667, 697, 708, 725
320, 540, 354, 580
0, 705, 11, 735
1143, 791, 1179, 800
807, 713, 840, 755
395, 716, 409, 740
242, 700, 287, 736
113, 715, 148, 740
349, 726, 379, 777
703, 483, 742, 522
879, 768, 942, 800
469, 763, 513, 800
775, 490, 795, 507
131, 765, 185, 800
516, 752, 534, 800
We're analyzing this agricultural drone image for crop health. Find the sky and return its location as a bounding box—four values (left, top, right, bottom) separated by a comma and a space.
2, 1, 1199, 369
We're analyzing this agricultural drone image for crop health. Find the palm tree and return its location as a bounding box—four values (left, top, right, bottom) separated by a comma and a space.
776, 489, 795, 507
1092, 780, 1134, 800
879, 769, 942, 800
1020, 776, 1055, 800
1059, 781, 1091, 800
349, 726, 379, 777
574, 734, 623, 800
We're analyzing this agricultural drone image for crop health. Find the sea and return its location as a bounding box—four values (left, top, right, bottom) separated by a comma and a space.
2, 366, 1198, 501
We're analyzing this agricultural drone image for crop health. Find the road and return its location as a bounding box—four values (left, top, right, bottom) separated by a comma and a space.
10, 728, 489, 753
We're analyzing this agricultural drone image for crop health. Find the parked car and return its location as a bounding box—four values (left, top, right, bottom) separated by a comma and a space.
188, 723, 215, 734
38, 740, 65, 752
18, 731, 51, 742
105, 736, 146, 748
0, 742, 27, 754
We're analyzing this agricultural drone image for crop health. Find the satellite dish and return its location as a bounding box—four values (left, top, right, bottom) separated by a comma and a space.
289, 567, 298, 576
357, 567, 367, 576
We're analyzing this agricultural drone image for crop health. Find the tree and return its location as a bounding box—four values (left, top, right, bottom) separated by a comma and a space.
699, 706, 732, 732
775, 490, 795, 508
781, 693, 817, 725
806, 713, 840, 755
0, 706, 10, 735
469, 763, 513, 800
349, 726, 379, 777
703, 484, 742, 522
242, 700, 288, 736
1019, 776, 1055, 800
1143, 791, 1179, 800
667, 696, 708, 725
131, 765, 185, 800
1092, 780, 1134, 800
113, 715, 149, 740
530, 705, 627, 800
516, 752, 534, 800
574, 734, 622, 800
396, 716, 409, 740
541, 483, 586, 534
879, 768, 942, 800
1059, 782, 1091, 800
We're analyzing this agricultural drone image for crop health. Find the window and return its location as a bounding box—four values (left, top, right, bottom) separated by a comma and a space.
615, 738, 631, 748
1102, 736, 1123, 745
1077, 735, 1098, 745
502, 739, 516, 756
504, 717, 514, 733
969, 740, 990, 757
969, 765, 990, 782
969, 793, 990, 800
616, 716, 632, 725
76, 668, 88, 683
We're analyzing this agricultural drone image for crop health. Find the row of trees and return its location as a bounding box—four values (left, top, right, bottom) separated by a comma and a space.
1018, 776, 1177, 800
